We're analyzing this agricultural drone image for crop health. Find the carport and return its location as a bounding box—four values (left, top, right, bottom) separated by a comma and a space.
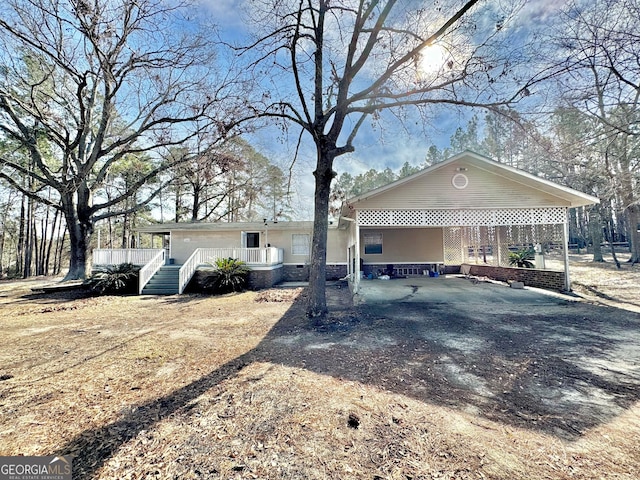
339, 151, 599, 293
354, 274, 566, 305
342, 272, 640, 441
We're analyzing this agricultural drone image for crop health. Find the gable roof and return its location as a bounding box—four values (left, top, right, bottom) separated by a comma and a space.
341, 150, 599, 216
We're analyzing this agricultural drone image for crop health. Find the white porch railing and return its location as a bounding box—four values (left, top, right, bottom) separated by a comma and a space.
187, 247, 284, 267
178, 247, 284, 294
138, 249, 166, 294
93, 249, 164, 266
178, 250, 202, 295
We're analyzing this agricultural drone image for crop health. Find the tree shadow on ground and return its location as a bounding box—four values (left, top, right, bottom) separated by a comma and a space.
53, 281, 640, 478
574, 281, 640, 309
15, 288, 93, 304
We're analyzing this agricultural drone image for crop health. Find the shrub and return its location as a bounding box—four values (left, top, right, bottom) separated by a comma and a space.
89, 263, 140, 295
205, 257, 250, 293
508, 248, 535, 268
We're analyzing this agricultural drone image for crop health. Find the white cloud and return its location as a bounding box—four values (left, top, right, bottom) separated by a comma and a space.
517, 0, 569, 25
198, 0, 247, 30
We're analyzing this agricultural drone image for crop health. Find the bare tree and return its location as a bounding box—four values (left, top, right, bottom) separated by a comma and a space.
0, 0, 244, 279
163, 137, 289, 223
0, 183, 19, 276
551, 0, 640, 263
240, 0, 531, 318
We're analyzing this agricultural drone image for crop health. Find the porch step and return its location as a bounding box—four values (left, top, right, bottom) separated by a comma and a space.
141, 265, 181, 295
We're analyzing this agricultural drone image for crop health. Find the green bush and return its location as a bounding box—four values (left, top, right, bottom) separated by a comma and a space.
508, 248, 535, 268
205, 257, 250, 294
89, 263, 140, 295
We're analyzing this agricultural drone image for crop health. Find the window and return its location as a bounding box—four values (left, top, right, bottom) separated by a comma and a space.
364, 233, 383, 254
246, 232, 260, 248
292, 233, 310, 255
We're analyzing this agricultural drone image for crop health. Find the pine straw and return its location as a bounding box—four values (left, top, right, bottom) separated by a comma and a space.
254, 288, 304, 303
548, 252, 640, 312
91, 361, 640, 480
1, 260, 639, 479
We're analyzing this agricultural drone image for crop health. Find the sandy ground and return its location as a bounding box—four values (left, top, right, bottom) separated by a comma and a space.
0, 253, 639, 479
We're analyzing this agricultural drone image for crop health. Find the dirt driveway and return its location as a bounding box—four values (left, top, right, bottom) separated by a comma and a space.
264, 276, 640, 439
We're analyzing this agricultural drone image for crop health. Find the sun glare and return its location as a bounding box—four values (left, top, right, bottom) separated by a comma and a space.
418, 44, 448, 75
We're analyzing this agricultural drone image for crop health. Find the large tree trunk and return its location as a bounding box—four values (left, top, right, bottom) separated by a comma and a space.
64, 219, 92, 280
306, 147, 337, 320
589, 207, 604, 262
62, 188, 94, 280
626, 205, 640, 264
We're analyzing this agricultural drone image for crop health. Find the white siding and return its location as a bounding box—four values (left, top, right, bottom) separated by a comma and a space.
169, 226, 348, 264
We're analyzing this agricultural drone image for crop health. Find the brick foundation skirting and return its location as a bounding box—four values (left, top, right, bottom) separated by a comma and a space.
463, 264, 566, 291
326, 264, 348, 280
282, 264, 347, 282
282, 264, 309, 282
359, 262, 565, 291
247, 267, 285, 290
187, 264, 348, 291
186, 266, 284, 292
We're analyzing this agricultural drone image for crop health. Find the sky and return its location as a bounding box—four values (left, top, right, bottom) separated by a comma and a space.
197, 0, 569, 219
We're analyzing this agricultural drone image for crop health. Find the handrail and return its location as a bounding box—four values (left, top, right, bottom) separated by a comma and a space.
178, 247, 285, 294
138, 249, 166, 294
178, 248, 204, 294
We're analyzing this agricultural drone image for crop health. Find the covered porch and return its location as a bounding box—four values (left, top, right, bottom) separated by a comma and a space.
92, 246, 284, 294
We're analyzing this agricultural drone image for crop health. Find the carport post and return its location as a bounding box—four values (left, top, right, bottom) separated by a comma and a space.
496, 226, 502, 266
562, 212, 571, 291
354, 221, 361, 293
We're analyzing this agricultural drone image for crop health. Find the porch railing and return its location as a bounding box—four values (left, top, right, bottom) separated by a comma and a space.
93, 248, 164, 266
179, 250, 201, 295
138, 249, 166, 294
178, 247, 284, 294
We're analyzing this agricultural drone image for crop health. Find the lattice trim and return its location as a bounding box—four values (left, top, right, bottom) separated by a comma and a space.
442, 224, 564, 267
443, 227, 463, 264
357, 208, 566, 227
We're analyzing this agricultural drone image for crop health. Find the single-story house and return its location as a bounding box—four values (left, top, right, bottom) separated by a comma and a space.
93, 151, 599, 294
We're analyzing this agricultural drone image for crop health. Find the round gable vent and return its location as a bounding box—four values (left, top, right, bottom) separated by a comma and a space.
451, 173, 468, 189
